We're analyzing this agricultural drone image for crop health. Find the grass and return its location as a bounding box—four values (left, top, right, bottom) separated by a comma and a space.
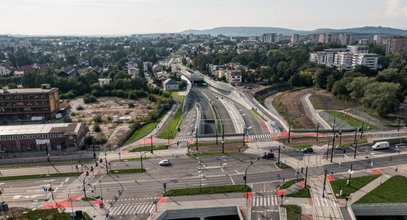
326, 110, 377, 130
157, 101, 184, 139
170, 91, 185, 102
110, 168, 146, 174
281, 205, 302, 220
0, 172, 79, 181
251, 108, 267, 122
256, 97, 266, 107
210, 103, 223, 134
0, 160, 94, 169
355, 175, 407, 204
163, 184, 251, 196
124, 109, 168, 145
354, 106, 391, 125
20, 209, 91, 220
130, 145, 169, 152
272, 95, 302, 128
309, 96, 324, 109
340, 141, 368, 147
82, 197, 96, 201
289, 144, 312, 149
276, 162, 292, 169
287, 187, 311, 198
188, 152, 239, 157
280, 178, 304, 189
120, 157, 152, 161
192, 141, 242, 147
330, 174, 381, 199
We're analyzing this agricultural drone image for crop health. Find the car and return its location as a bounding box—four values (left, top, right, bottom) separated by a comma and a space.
159, 159, 171, 166
301, 147, 313, 153
262, 152, 275, 159
372, 141, 390, 150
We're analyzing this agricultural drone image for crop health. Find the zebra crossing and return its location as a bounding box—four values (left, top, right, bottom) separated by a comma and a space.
314, 197, 338, 207
252, 195, 279, 207
108, 203, 155, 216
174, 137, 193, 143
248, 133, 273, 142
248, 180, 283, 188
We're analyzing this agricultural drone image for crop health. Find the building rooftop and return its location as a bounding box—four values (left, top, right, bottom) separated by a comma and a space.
0, 123, 82, 136
164, 78, 179, 85
0, 88, 57, 95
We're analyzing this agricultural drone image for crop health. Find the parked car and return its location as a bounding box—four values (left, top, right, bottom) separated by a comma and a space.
262, 152, 275, 159
301, 147, 313, 153
159, 159, 171, 166
372, 141, 390, 150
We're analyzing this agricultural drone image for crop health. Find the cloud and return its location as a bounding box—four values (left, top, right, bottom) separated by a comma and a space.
386, 0, 407, 17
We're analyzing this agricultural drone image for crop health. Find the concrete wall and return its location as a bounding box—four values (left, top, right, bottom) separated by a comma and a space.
154, 206, 242, 220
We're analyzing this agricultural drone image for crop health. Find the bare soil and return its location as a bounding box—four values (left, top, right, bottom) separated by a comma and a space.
309, 89, 359, 110
69, 97, 156, 147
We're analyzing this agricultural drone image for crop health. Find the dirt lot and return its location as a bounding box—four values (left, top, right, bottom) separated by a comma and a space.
275, 88, 360, 129
69, 97, 156, 147
309, 89, 359, 110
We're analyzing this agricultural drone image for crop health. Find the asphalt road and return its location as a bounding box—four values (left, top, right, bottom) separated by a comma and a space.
190, 88, 217, 135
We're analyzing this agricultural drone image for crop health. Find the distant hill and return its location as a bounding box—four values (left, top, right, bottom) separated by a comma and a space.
180, 26, 407, 36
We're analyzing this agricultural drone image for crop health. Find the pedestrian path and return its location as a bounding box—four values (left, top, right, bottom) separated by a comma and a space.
105, 197, 160, 202
108, 202, 155, 216
248, 134, 273, 142
252, 195, 279, 207
313, 197, 339, 208
174, 137, 193, 143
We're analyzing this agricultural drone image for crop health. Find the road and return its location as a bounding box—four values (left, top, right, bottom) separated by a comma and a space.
190, 88, 217, 136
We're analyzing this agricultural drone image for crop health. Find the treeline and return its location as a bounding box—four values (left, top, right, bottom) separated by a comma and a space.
191, 43, 407, 116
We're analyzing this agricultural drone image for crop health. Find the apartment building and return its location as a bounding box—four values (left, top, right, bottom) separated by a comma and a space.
262, 33, 282, 44
386, 36, 407, 55
0, 84, 60, 121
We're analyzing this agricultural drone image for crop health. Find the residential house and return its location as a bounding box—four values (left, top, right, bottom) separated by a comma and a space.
163, 78, 179, 91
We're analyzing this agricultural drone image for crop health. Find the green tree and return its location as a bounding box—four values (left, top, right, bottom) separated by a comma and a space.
361, 82, 401, 116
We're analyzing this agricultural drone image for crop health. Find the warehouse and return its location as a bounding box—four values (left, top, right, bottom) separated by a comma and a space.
0, 123, 89, 153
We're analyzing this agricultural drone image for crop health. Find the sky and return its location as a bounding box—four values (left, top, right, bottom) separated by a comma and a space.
0, 0, 406, 35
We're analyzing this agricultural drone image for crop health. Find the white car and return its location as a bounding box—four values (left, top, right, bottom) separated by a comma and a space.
159, 159, 171, 166
372, 141, 390, 150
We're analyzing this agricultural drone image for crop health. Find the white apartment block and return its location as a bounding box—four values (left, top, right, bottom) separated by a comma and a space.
310, 47, 378, 71
0, 65, 11, 76
352, 53, 378, 70
262, 33, 282, 44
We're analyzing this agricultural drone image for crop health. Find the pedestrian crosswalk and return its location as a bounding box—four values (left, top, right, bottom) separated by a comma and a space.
248, 134, 273, 142
174, 137, 193, 143
313, 197, 338, 207
252, 195, 279, 207
248, 180, 283, 188
108, 203, 155, 216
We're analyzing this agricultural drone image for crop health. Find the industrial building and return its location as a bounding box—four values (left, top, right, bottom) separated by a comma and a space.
0, 123, 89, 153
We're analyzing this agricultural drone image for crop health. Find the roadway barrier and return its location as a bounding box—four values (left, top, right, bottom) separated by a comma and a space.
181, 75, 192, 113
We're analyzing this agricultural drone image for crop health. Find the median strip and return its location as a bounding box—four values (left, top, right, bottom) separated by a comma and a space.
110, 168, 146, 174
163, 184, 251, 196
0, 172, 80, 181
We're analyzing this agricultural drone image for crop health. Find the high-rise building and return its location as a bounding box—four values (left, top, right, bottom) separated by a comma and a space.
373, 35, 384, 44
339, 34, 356, 45
262, 33, 281, 44
352, 53, 378, 70
347, 45, 369, 54
386, 36, 407, 55
291, 34, 300, 44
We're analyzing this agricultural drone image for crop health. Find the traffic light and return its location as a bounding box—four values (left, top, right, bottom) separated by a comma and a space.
99, 203, 104, 209
90, 166, 94, 172
243, 176, 246, 181
178, 127, 181, 132
86, 171, 89, 176
95, 162, 98, 167
99, 158, 103, 163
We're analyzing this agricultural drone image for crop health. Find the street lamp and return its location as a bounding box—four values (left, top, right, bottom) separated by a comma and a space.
222, 140, 225, 154
243, 158, 259, 186
140, 151, 148, 170
83, 171, 89, 198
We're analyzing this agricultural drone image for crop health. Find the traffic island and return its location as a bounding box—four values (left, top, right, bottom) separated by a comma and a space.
280, 178, 304, 189
110, 168, 146, 174
163, 185, 251, 196
275, 162, 292, 169
330, 174, 381, 199
286, 187, 311, 198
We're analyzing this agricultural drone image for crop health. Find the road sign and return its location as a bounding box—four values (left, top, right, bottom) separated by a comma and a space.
43, 188, 48, 192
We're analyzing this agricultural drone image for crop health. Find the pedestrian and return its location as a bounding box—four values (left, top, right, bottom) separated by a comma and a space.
395, 167, 398, 172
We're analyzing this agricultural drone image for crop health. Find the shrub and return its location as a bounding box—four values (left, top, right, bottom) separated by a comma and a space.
76, 105, 84, 111
128, 103, 135, 108
93, 115, 103, 123
93, 123, 101, 132
83, 93, 97, 103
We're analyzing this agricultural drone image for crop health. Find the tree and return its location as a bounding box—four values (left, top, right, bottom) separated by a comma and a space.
66, 54, 78, 65
361, 82, 401, 116
331, 77, 353, 100
91, 56, 105, 67
346, 77, 375, 102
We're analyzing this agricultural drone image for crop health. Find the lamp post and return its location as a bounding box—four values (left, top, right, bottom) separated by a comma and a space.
83, 171, 89, 198
243, 158, 259, 186
348, 164, 353, 186
92, 143, 96, 159
222, 140, 225, 154
195, 128, 199, 151
150, 135, 153, 154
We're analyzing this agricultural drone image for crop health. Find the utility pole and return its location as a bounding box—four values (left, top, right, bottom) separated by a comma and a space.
353, 140, 358, 159
316, 123, 319, 142
222, 140, 225, 154
339, 130, 342, 146
360, 122, 364, 138
196, 128, 199, 151
304, 166, 308, 188
242, 125, 246, 147
216, 129, 218, 145
326, 138, 330, 160
398, 118, 401, 132
322, 169, 328, 198
150, 135, 153, 154
278, 145, 281, 165
354, 127, 358, 144
330, 137, 335, 163
92, 143, 96, 159
288, 124, 291, 143
348, 164, 353, 186
105, 152, 109, 174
